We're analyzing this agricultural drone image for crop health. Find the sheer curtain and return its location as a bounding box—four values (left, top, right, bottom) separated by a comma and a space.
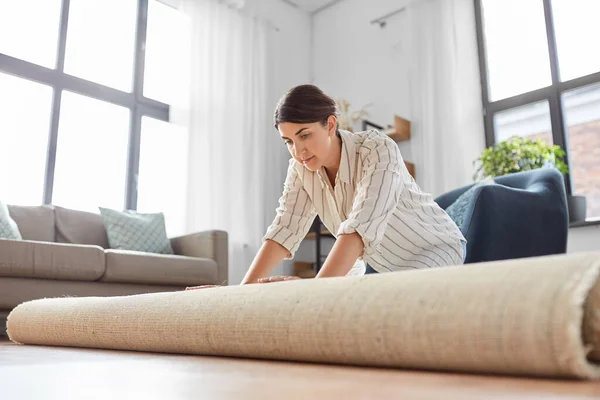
407, 0, 486, 197
179, 0, 274, 284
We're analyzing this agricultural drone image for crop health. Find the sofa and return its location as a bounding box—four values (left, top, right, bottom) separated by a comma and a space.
0, 205, 228, 334
434, 168, 568, 264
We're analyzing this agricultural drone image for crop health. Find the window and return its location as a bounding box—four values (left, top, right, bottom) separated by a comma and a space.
0, 0, 189, 215
493, 101, 553, 145
562, 83, 600, 220
480, 0, 551, 101
0, 73, 53, 205
0, 0, 62, 68
144, 0, 191, 105
64, 0, 138, 91
475, 0, 600, 220
52, 92, 130, 212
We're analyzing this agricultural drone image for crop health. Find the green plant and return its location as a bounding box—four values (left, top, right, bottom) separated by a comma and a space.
473, 136, 569, 181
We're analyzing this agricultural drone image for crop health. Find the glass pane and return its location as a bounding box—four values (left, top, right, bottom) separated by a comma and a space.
493, 101, 553, 144
64, 0, 137, 91
552, 0, 600, 81
562, 83, 600, 220
0, 73, 52, 205
53, 91, 129, 212
137, 117, 188, 237
481, 0, 552, 101
144, 0, 191, 105
0, 0, 62, 68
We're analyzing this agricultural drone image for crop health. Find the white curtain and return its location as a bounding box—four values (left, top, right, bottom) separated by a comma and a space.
407, 0, 486, 197
179, 0, 275, 284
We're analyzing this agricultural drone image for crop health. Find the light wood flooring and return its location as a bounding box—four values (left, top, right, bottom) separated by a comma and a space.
1, 338, 599, 399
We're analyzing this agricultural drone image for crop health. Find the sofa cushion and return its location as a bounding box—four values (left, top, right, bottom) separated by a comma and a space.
0, 201, 22, 240
0, 239, 105, 281
446, 178, 495, 233
101, 250, 218, 286
55, 206, 110, 248
0, 277, 184, 310
99, 207, 174, 254
8, 205, 56, 242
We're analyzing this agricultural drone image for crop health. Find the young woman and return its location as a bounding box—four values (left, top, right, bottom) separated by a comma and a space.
240, 84, 466, 285
187, 84, 466, 289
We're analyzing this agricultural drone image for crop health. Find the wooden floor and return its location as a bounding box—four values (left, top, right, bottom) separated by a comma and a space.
1, 338, 600, 399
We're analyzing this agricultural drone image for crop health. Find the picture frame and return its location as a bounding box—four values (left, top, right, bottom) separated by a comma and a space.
362, 119, 384, 131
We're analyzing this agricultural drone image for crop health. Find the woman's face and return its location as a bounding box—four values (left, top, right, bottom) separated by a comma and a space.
278, 115, 338, 171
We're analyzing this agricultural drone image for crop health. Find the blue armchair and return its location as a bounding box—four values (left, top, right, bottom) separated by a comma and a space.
434, 168, 568, 264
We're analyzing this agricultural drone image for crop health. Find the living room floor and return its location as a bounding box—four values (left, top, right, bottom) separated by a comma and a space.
1, 338, 599, 399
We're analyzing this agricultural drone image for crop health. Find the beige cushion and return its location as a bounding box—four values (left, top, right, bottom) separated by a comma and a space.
0, 239, 105, 281
0, 277, 183, 310
101, 250, 218, 286
8, 205, 55, 242
55, 206, 109, 248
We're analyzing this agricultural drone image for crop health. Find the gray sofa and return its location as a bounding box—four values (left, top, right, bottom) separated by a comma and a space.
1, 205, 228, 333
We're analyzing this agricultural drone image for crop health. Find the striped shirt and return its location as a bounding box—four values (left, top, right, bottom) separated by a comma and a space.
263, 129, 466, 273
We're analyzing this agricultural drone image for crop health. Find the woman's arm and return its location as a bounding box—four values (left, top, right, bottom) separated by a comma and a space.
240, 239, 290, 284
316, 232, 364, 278
242, 160, 317, 284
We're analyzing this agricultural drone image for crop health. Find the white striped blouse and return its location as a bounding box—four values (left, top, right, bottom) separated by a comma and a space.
263, 129, 466, 273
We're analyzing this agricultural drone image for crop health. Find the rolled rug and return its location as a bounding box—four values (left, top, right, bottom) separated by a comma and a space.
7, 252, 600, 380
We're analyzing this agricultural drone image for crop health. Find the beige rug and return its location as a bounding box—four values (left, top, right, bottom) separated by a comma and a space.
7, 252, 600, 380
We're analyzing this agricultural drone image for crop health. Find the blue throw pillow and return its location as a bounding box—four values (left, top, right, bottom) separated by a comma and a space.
99, 207, 174, 254
0, 200, 22, 240
446, 178, 495, 233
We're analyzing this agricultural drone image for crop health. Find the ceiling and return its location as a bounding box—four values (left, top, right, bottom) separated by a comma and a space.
283, 0, 343, 14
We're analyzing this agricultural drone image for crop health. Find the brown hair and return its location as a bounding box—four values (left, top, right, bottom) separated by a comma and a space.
273, 84, 339, 132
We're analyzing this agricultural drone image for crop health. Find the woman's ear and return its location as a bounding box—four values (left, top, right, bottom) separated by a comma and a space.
327, 115, 338, 136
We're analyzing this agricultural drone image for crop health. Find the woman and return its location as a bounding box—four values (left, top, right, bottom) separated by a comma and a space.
190, 84, 466, 289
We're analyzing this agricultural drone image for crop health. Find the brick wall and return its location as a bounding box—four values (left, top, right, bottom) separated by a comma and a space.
524, 120, 600, 219
568, 120, 600, 219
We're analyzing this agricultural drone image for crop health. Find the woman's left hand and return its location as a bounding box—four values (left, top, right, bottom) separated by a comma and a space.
257, 276, 301, 284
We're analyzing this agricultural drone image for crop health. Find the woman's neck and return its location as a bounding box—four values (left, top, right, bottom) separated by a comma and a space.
323, 133, 342, 182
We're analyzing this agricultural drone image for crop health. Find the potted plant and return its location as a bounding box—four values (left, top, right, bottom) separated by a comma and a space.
473, 136, 586, 222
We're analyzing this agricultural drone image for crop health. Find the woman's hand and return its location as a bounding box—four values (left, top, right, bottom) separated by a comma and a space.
186, 275, 300, 290
185, 285, 220, 291
257, 276, 301, 284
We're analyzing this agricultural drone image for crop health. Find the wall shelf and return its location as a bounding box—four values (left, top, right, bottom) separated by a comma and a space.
384, 115, 411, 142
363, 116, 416, 179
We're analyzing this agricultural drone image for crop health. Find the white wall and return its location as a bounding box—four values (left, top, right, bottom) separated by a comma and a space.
568, 225, 600, 253
312, 0, 412, 159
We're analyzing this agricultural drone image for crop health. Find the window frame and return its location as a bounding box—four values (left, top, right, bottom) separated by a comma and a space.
0, 0, 168, 209
474, 0, 600, 196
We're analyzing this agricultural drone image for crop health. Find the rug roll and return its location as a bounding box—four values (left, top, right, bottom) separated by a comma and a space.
7, 252, 600, 380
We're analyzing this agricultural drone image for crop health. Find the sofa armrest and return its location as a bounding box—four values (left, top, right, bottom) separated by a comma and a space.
463, 183, 568, 264
170, 230, 228, 285
435, 184, 473, 210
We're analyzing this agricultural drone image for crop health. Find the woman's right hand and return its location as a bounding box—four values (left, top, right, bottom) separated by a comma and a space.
185, 285, 220, 291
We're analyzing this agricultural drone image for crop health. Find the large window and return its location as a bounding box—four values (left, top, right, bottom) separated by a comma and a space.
0, 0, 189, 234
475, 0, 600, 220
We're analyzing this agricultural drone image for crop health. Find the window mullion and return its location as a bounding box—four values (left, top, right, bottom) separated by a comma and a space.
125, 0, 149, 210
542, 0, 560, 85
543, 0, 572, 195
473, 0, 494, 146
43, 0, 71, 204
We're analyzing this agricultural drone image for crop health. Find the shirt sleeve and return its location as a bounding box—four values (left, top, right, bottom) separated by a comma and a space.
263, 159, 317, 260
337, 131, 404, 257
